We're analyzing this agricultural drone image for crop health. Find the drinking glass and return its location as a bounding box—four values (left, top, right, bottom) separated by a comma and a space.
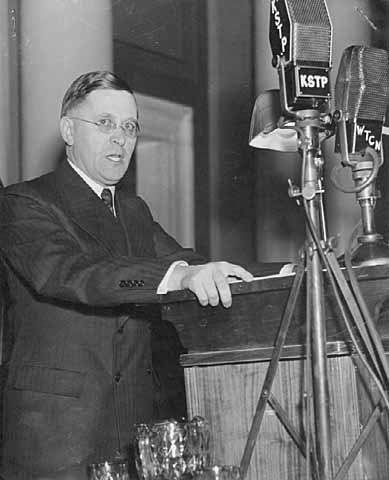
134, 417, 210, 480
197, 465, 240, 480
87, 460, 130, 480
186, 416, 210, 474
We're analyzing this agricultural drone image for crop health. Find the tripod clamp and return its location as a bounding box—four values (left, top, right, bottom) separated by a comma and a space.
288, 178, 325, 204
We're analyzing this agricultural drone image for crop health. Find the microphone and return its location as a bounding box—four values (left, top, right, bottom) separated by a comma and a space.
335, 45, 389, 156
333, 45, 389, 265
269, 0, 332, 112
250, 1, 334, 152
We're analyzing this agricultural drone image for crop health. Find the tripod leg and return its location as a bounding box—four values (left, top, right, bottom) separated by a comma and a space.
239, 262, 305, 480
333, 404, 382, 480
326, 251, 389, 392
268, 393, 307, 454
344, 250, 389, 388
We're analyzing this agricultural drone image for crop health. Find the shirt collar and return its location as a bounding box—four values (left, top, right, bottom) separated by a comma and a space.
67, 158, 116, 200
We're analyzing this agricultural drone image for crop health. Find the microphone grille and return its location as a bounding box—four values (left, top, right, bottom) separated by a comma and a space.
286, 0, 332, 66
335, 46, 389, 121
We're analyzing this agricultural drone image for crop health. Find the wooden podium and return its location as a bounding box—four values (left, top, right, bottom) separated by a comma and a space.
160, 263, 389, 480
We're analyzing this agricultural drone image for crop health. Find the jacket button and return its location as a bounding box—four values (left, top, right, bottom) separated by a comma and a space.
146, 368, 152, 375
114, 372, 122, 382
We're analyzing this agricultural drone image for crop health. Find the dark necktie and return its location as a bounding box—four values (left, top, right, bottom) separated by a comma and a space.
101, 188, 114, 215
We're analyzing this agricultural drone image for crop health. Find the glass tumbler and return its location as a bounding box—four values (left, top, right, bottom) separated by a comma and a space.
197, 465, 240, 480
87, 460, 130, 480
134, 417, 211, 480
186, 416, 211, 474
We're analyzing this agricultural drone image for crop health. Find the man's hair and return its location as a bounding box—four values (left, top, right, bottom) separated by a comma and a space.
60, 70, 134, 117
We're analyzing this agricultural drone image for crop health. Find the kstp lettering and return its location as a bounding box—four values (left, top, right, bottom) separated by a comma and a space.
271, 0, 288, 54
299, 74, 329, 89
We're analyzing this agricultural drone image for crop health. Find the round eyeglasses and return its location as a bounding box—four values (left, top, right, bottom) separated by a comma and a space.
68, 116, 140, 138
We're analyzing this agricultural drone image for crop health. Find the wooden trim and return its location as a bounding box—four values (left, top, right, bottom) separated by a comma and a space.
180, 341, 354, 367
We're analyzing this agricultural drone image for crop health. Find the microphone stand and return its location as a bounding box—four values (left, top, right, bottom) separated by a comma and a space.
350, 154, 389, 266
240, 60, 389, 480
296, 108, 332, 479
332, 114, 389, 266
279, 59, 334, 478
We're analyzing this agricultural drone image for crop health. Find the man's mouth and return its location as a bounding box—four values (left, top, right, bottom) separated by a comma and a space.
106, 154, 122, 162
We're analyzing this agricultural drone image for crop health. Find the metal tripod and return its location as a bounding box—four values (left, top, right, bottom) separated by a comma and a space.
239, 108, 389, 480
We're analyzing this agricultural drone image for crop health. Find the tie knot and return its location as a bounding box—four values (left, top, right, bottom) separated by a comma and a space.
101, 188, 114, 214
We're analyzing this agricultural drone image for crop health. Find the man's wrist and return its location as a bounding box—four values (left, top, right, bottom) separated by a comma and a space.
157, 261, 189, 294
166, 263, 189, 292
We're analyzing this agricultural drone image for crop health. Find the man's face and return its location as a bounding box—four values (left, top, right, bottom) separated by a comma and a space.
63, 89, 138, 186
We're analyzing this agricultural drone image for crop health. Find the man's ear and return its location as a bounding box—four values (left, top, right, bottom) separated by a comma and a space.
59, 117, 74, 146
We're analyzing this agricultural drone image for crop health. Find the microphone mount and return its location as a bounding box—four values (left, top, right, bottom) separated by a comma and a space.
274, 55, 332, 116
332, 109, 389, 266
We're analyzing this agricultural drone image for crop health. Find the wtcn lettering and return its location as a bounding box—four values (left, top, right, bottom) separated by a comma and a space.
356, 124, 382, 151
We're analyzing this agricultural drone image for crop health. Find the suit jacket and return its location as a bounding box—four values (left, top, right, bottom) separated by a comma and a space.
0, 160, 203, 478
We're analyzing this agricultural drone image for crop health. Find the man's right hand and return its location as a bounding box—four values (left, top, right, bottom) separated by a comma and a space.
167, 261, 253, 308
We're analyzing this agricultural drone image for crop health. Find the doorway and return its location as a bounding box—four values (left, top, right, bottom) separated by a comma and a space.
135, 93, 195, 248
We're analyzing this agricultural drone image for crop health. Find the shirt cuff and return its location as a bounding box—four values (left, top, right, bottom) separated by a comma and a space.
157, 261, 189, 294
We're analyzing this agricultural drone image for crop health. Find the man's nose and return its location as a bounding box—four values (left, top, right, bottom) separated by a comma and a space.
110, 126, 126, 146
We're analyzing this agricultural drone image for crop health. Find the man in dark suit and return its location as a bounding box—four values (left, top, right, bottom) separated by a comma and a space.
0, 71, 253, 479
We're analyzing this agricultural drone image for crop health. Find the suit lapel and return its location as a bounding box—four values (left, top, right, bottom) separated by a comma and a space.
114, 192, 133, 257
53, 160, 129, 256
115, 188, 157, 258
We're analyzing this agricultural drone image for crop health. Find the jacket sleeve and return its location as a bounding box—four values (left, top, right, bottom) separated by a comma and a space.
0, 191, 203, 306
